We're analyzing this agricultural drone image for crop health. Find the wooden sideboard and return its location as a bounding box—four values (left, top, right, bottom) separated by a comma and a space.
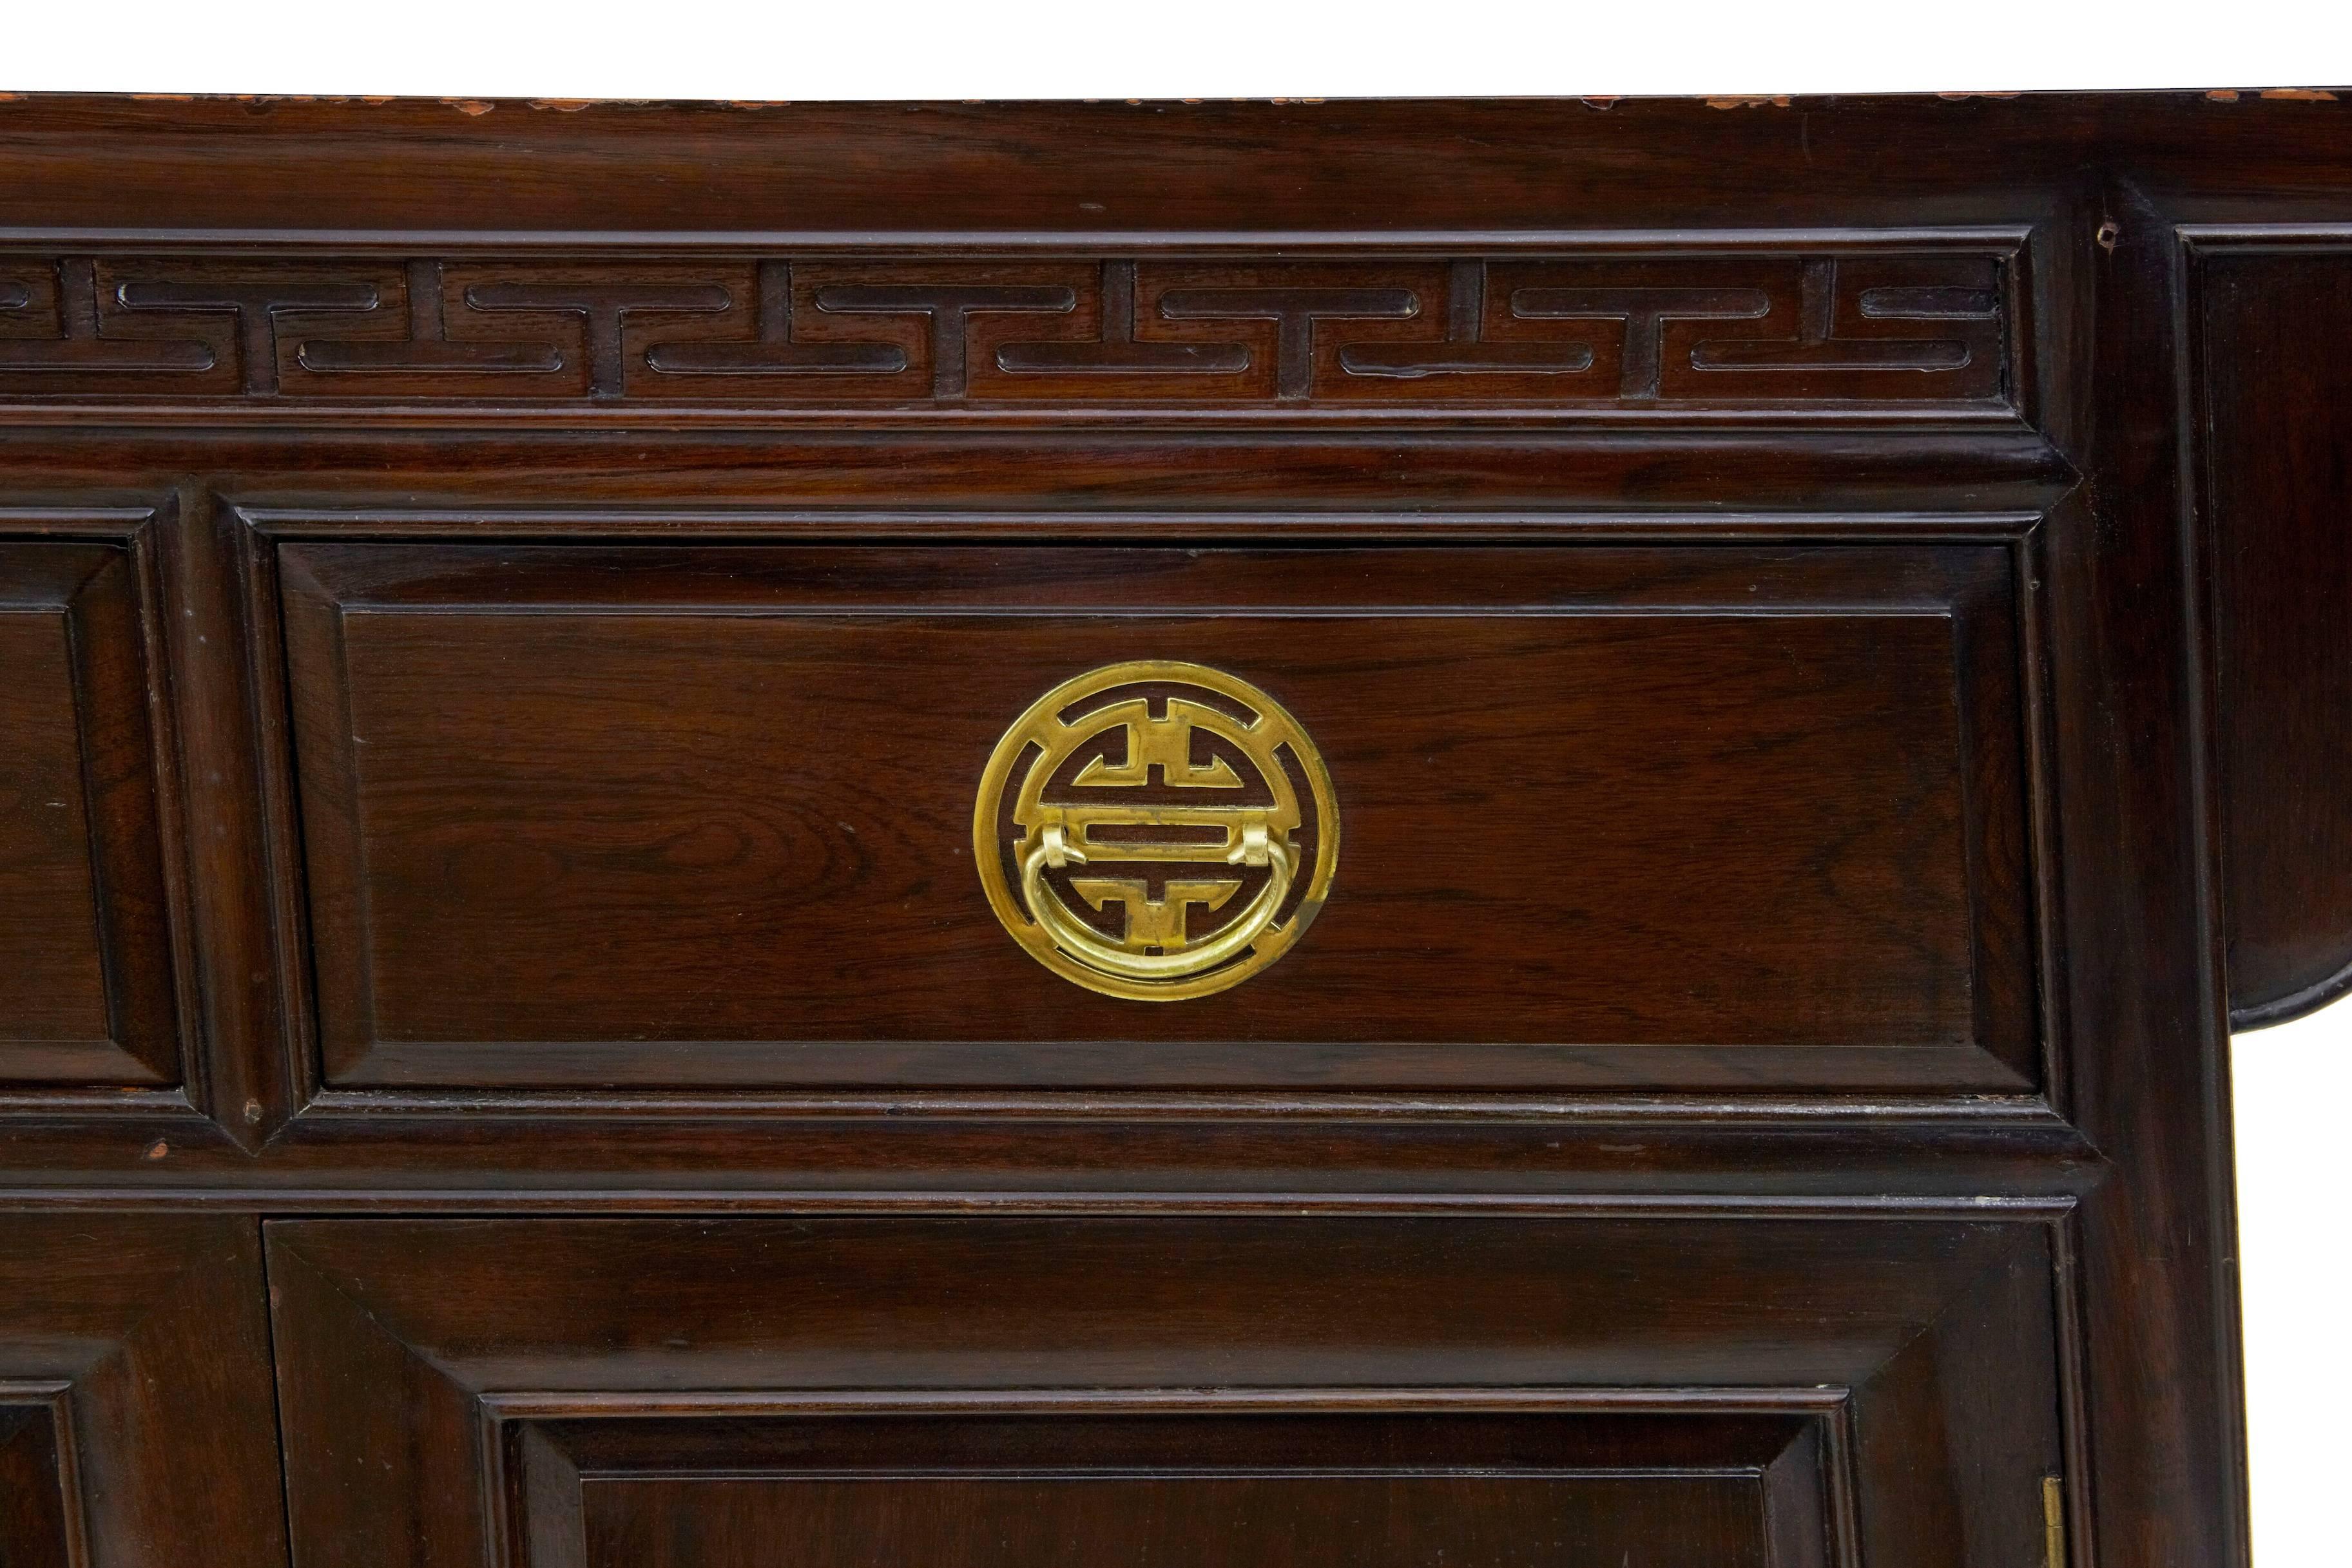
3, 89, 2346, 1568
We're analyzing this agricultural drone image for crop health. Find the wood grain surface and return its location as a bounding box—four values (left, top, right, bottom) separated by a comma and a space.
0, 533, 179, 1085
267, 1214, 2058, 1568
0, 1213, 287, 1567
269, 539, 2034, 1091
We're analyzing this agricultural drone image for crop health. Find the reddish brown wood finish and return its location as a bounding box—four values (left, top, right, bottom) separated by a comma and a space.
1, 88, 2344, 1568
266, 1216, 2060, 1568
266, 536, 2034, 1092
0, 249, 2022, 416
0, 1214, 287, 1567
0, 524, 181, 1085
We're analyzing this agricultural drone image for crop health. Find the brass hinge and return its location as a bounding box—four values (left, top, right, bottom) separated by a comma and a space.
2043, 1474, 2068, 1568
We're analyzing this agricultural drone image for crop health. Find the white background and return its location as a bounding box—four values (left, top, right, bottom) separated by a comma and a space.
0, 3, 2340, 98
6, 4, 2348, 1560
2228, 1008, 2346, 1565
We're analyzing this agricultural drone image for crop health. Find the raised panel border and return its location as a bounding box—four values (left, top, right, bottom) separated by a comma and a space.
0, 510, 185, 1088
0, 1212, 289, 1568
226, 503, 2058, 1113
508, 1403, 1853, 1568
0, 1382, 90, 1568
265, 1215, 2063, 1568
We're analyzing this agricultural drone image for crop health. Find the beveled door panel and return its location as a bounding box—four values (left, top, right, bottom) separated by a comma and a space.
265, 1216, 2064, 1568
0, 531, 180, 1085
264, 531, 2039, 1094
0, 1214, 287, 1567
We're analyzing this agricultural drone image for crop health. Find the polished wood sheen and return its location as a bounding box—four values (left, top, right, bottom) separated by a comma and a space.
3, 89, 2348, 1568
0, 530, 180, 1084
556, 1419, 1819, 1568
265, 1216, 2059, 1568
267, 537, 2032, 1090
0, 1215, 287, 1567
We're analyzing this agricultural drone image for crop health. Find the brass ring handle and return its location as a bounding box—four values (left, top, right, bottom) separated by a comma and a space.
1019, 816, 1296, 984
973, 660, 1340, 1002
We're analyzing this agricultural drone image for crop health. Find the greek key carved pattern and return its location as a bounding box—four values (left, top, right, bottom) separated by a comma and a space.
0, 248, 2013, 411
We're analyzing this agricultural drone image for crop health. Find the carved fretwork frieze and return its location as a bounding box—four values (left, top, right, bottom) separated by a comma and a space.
0, 245, 2018, 415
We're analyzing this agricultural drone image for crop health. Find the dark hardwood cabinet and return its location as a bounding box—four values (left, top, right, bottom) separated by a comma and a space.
3, 89, 2347, 1567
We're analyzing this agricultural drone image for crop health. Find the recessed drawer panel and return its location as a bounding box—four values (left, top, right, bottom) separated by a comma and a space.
271, 539, 2036, 1092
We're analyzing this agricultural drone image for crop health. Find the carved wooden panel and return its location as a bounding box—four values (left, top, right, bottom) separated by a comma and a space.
0, 1214, 287, 1567
0, 246, 2019, 415
266, 1216, 2063, 1568
0, 525, 180, 1085
257, 527, 2040, 1094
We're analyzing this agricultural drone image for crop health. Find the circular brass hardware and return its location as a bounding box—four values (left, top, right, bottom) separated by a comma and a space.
973, 660, 1339, 1001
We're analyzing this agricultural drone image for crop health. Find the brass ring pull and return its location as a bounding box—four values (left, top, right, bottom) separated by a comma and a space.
1019, 813, 1296, 984
974, 660, 1340, 1001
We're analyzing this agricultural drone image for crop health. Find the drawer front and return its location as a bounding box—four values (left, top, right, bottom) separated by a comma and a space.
267, 1216, 2063, 1568
267, 535, 2038, 1094
0, 538, 178, 1086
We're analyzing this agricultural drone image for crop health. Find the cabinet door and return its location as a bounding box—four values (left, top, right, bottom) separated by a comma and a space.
0, 1214, 287, 1567
269, 1216, 2065, 1568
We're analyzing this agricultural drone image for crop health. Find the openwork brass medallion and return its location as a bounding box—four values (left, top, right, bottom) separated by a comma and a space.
974, 660, 1339, 1001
